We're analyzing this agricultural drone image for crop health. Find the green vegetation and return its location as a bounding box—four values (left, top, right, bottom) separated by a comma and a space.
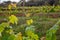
0, 6, 60, 14
0, 5, 60, 40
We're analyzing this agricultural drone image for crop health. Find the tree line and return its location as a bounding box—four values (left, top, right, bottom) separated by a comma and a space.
0, 0, 60, 7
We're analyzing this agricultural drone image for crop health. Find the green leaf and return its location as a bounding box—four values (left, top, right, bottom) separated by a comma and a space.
25, 26, 35, 32
8, 34, 16, 40
0, 23, 9, 33
9, 15, 18, 24
46, 20, 60, 40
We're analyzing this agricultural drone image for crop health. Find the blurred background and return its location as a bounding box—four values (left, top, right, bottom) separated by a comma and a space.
0, 0, 60, 40
0, 0, 60, 7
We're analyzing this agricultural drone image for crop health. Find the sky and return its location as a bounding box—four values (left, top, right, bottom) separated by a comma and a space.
0, 0, 28, 3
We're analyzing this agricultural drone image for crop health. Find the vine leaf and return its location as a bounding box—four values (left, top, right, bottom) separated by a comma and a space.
9, 15, 18, 24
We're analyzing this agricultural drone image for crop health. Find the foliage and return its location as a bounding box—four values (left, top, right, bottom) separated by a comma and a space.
0, 5, 60, 40
0, 15, 39, 40
9, 15, 18, 24
26, 19, 33, 25
23, 26, 39, 40
8, 4, 12, 10
1, 6, 60, 14
16, 32, 22, 40
46, 20, 60, 40
0, 23, 9, 33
